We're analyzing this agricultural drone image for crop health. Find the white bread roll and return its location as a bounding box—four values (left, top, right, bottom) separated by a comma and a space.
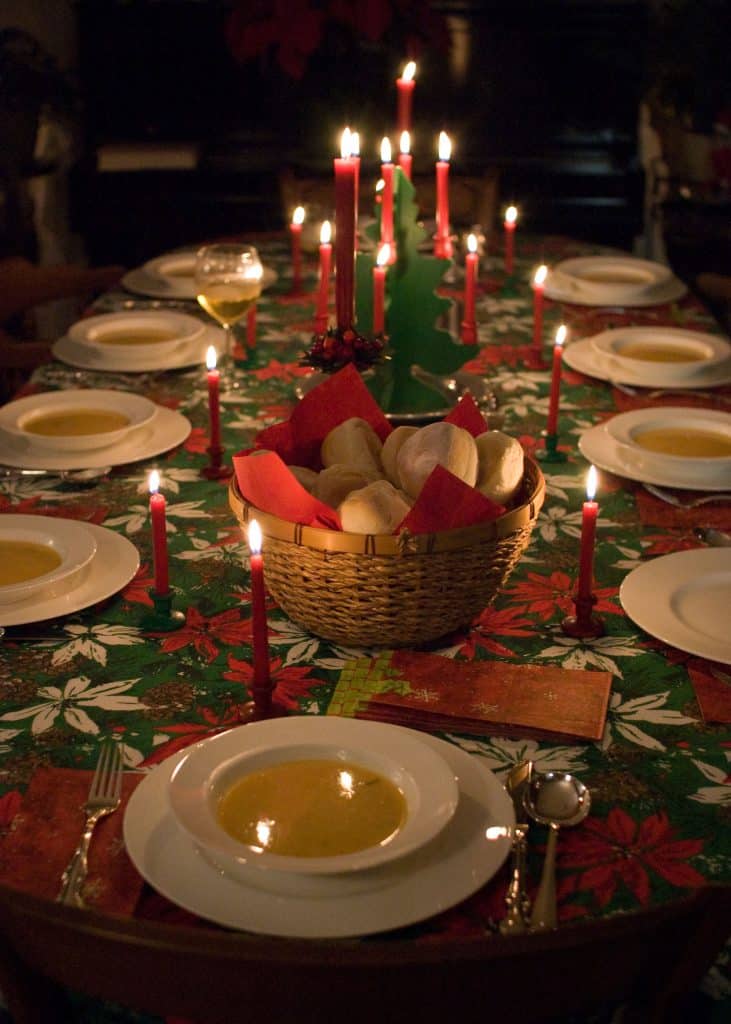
381, 425, 418, 486
396, 421, 479, 499
475, 430, 524, 504
339, 479, 411, 535
321, 417, 383, 478
312, 464, 374, 508
288, 465, 318, 492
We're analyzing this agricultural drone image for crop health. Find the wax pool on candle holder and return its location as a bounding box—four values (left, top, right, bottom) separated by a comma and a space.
504, 206, 518, 274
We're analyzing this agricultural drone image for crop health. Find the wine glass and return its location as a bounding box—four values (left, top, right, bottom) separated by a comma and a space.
194, 243, 263, 385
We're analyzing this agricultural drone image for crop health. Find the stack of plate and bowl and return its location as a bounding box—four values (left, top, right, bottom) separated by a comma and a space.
120, 249, 278, 302
544, 255, 686, 308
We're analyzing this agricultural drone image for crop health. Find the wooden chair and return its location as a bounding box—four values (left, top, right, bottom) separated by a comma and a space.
0, 882, 729, 1024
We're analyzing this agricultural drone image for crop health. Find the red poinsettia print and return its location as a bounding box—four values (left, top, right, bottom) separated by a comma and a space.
224, 653, 318, 710
121, 564, 155, 608
155, 607, 252, 663
558, 807, 706, 909
504, 571, 620, 622
250, 359, 311, 383
184, 426, 209, 456
461, 604, 535, 659
0, 789, 22, 829
141, 706, 242, 766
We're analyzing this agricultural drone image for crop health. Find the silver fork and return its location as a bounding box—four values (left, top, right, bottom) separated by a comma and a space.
643, 484, 731, 508
58, 739, 123, 907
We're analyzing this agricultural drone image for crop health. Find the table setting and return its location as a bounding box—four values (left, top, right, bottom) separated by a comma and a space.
0, 62, 730, 1023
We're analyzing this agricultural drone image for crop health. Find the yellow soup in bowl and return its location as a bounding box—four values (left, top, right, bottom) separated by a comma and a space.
217, 758, 407, 858
23, 409, 130, 437
0, 541, 62, 585
633, 427, 731, 458
95, 328, 178, 347
617, 343, 706, 364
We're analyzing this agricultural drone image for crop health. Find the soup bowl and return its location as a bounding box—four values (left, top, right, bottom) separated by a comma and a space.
553, 256, 671, 304
69, 310, 204, 364
591, 327, 730, 383
0, 389, 158, 452
0, 514, 97, 607
168, 717, 459, 877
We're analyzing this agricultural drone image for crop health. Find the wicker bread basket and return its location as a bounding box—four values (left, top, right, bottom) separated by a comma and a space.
229, 457, 545, 648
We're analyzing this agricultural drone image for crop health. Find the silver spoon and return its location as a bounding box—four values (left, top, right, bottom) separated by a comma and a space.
523, 771, 591, 931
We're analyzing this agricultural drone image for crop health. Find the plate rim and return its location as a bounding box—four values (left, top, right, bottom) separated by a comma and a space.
563, 336, 731, 389
545, 272, 687, 308
0, 513, 98, 607
53, 325, 225, 373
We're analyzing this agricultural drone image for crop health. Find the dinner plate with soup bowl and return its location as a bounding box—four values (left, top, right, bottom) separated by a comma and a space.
123, 251, 278, 300
68, 310, 204, 367
605, 407, 731, 488
548, 255, 672, 305
590, 327, 731, 384
0, 514, 97, 607
167, 716, 459, 884
0, 389, 158, 453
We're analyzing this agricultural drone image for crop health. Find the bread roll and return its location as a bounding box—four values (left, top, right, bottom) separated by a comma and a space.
312, 464, 374, 508
321, 417, 383, 478
475, 431, 524, 504
396, 421, 478, 499
339, 480, 411, 535
381, 426, 418, 486
288, 465, 318, 492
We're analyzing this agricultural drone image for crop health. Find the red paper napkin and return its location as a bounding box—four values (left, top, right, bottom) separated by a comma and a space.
400, 464, 505, 533
233, 450, 342, 530
443, 391, 489, 437
688, 665, 731, 724
635, 488, 731, 531
0, 766, 144, 914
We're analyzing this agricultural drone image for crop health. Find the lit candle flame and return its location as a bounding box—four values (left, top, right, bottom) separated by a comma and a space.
340, 126, 352, 159
467, 233, 478, 254
380, 137, 392, 163
534, 264, 548, 286
505, 205, 518, 226
206, 345, 217, 371
249, 518, 262, 555
438, 131, 451, 162
377, 243, 391, 267
292, 205, 305, 226
375, 178, 385, 193
555, 324, 567, 347
148, 469, 160, 495
401, 60, 416, 82
399, 130, 411, 155
320, 220, 331, 245
586, 465, 598, 502
350, 131, 360, 157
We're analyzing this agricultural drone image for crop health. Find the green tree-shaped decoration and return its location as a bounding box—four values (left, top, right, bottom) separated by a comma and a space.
355, 168, 478, 415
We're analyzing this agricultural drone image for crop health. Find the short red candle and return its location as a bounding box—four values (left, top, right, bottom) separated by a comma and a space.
246, 304, 256, 349
396, 60, 416, 134
373, 244, 390, 335
577, 466, 599, 601
435, 132, 452, 258
248, 519, 271, 694
461, 233, 478, 343
290, 206, 304, 293
334, 128, 357, 330
315, 219, 332, 334
546, 325, 567, 435
398, 130, 412, 180
504, 206, 517, 274
380, 138, 394, 248
532, 265, 547, 351
206, 346, 221, 450
148, 470, 169, 596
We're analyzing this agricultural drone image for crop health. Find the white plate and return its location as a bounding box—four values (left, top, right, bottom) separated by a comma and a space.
0, 406, 191, 471
68, 311, 204, 365
563, 336, 731, 389
0, 390, 158, 453
0, 522, 139, 627
578, 419, 731, 491
0, 514, 97, 606
620, 549, 731, 664
589, 328, 731, 384
123, 728, 513, 938
123, 259, 277, 300
545, 270, 686, 308
53, 323, 225, 373
168, 717, 459, 877
548, 256, 671, 304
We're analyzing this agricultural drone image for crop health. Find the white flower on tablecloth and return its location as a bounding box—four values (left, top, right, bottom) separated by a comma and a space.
540, 474, 589, 503
491, 369, 543, 394
133, 468, 201, 496
600, 691, 698, 752
50, 624, 145, 667
446, 734, 589, 777
487, 314, 529, 334
611, 544, 647, 571
176, 534, 247, 563
688, 756, 731, 805
535, 630, 643, 678
567, 417, 603, 437
228, 411, 269, 431
537, 505, 615, 544
1, 676, 143, 735
105, 499, 208, 535
481, 296, 526, 315
502, 392, 580, 421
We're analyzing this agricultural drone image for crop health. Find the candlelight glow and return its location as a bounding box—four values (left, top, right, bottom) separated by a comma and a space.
555, 324, 567, 347
467, 233, 478, 254
505, 205, 518, 226
206, 345, 217, 371
586, 465, 598, 502
401, 60, 416, 82
340, 127, 352, 159
377, 243, 391, 267
399, 130, 411, 155
249, 518, 262, 556
292, 206, 305, 226
320, 220, 331, 245
438, 131, 451, 162
148, 469, 160, 495
350, 131, 360, 157
380, 137, 392, 163
534, 264, 548, 286
375, 179, 385, 193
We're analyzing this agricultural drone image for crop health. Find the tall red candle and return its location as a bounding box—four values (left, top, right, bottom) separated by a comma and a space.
351, 130, 361, 221
148, 470, 169, 596
315, 219, 332, 334
504, 205, 518, 274
398, 130, 412, 180
396, 60, 416, 134
546, 325, 567, 435
373, 244, 389, 335
334, 128, 357, 330
435, 131, 452, 258
532, 264, 547, 351
290, 206, 304, 293
206, 345, 221, 450
248, 519, 271, 694
380, 137, 394, 248
461, 233, 478, 344
577, 466, 599, 601
246, 304, 256, 349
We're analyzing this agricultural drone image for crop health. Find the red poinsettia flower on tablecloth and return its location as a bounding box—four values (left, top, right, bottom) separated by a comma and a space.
462, 343, 527, 372
460, 604, 535, 659
0, 790, 22, 829
154, 607, 251, 663
121, 564, 155, 608
224, 653, 318, 710
504, 570, 620, 622
0, 496, 108, 524
642, 532, 703, 557
250, 359, 312, 383
558, 807, 706, 909
184, 426, 209, 456
141, 706, 242, 766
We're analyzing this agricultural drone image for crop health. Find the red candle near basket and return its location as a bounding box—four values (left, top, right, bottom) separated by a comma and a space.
546, 324, 567, 436
396, 60, 416, 133
248, 519, 271, 697
314, 220, 332, 334
290, 205, 304, 293
577, 466, 599, 602
532, 265, 547, 348
504, 205, 517, 274
373, 243, 390, 335
334, 128, 357, 330
206, 345, 221, 451
398, 130, 412, 180
435, 131, 452, 259
461, 233, 478, 344
380, 137, 394, 250
148, 470, 169, 596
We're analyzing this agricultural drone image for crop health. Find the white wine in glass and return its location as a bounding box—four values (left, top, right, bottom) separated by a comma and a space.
194, 243, 263, 380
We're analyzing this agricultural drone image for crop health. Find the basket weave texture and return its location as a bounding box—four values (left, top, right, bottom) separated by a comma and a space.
229, 458, 545, 648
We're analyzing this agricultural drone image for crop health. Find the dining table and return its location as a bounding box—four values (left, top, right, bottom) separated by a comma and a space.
0, 227, 730, 1023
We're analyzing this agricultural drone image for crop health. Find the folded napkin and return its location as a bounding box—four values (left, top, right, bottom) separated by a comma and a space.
0, 766, 144, 914
688, 665, 731, 724
328, 650, 612, 743
635, 488, 731, 531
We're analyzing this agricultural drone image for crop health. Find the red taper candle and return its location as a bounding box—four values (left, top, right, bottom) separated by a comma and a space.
334, 127, 357, 330
546, 324, 567, 435
248, 519, 271, 695
315, 219, 332, 334
148, 469, 169, 596
504, 205, 517, 274
290, 205, 304, 293
532, 264, 547, 351
398, 130, 412, 180
380, 137, 394, 249
373, 243, 390, 335
435, 131, 452, 259
461, 233, 478, 344
351, 130, 361, 220
396, 60, 416, 134
206, 345, 221, 450
577, 466, 599, 601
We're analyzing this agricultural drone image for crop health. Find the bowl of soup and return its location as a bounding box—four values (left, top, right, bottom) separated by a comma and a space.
607, 409, 731, 485
591, 327, 729, 382
0, 514, 97, 607
0, 389, 158, 452
69, 310, 204, 363
168, 717, 459, 877
553, 256, 671, 303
